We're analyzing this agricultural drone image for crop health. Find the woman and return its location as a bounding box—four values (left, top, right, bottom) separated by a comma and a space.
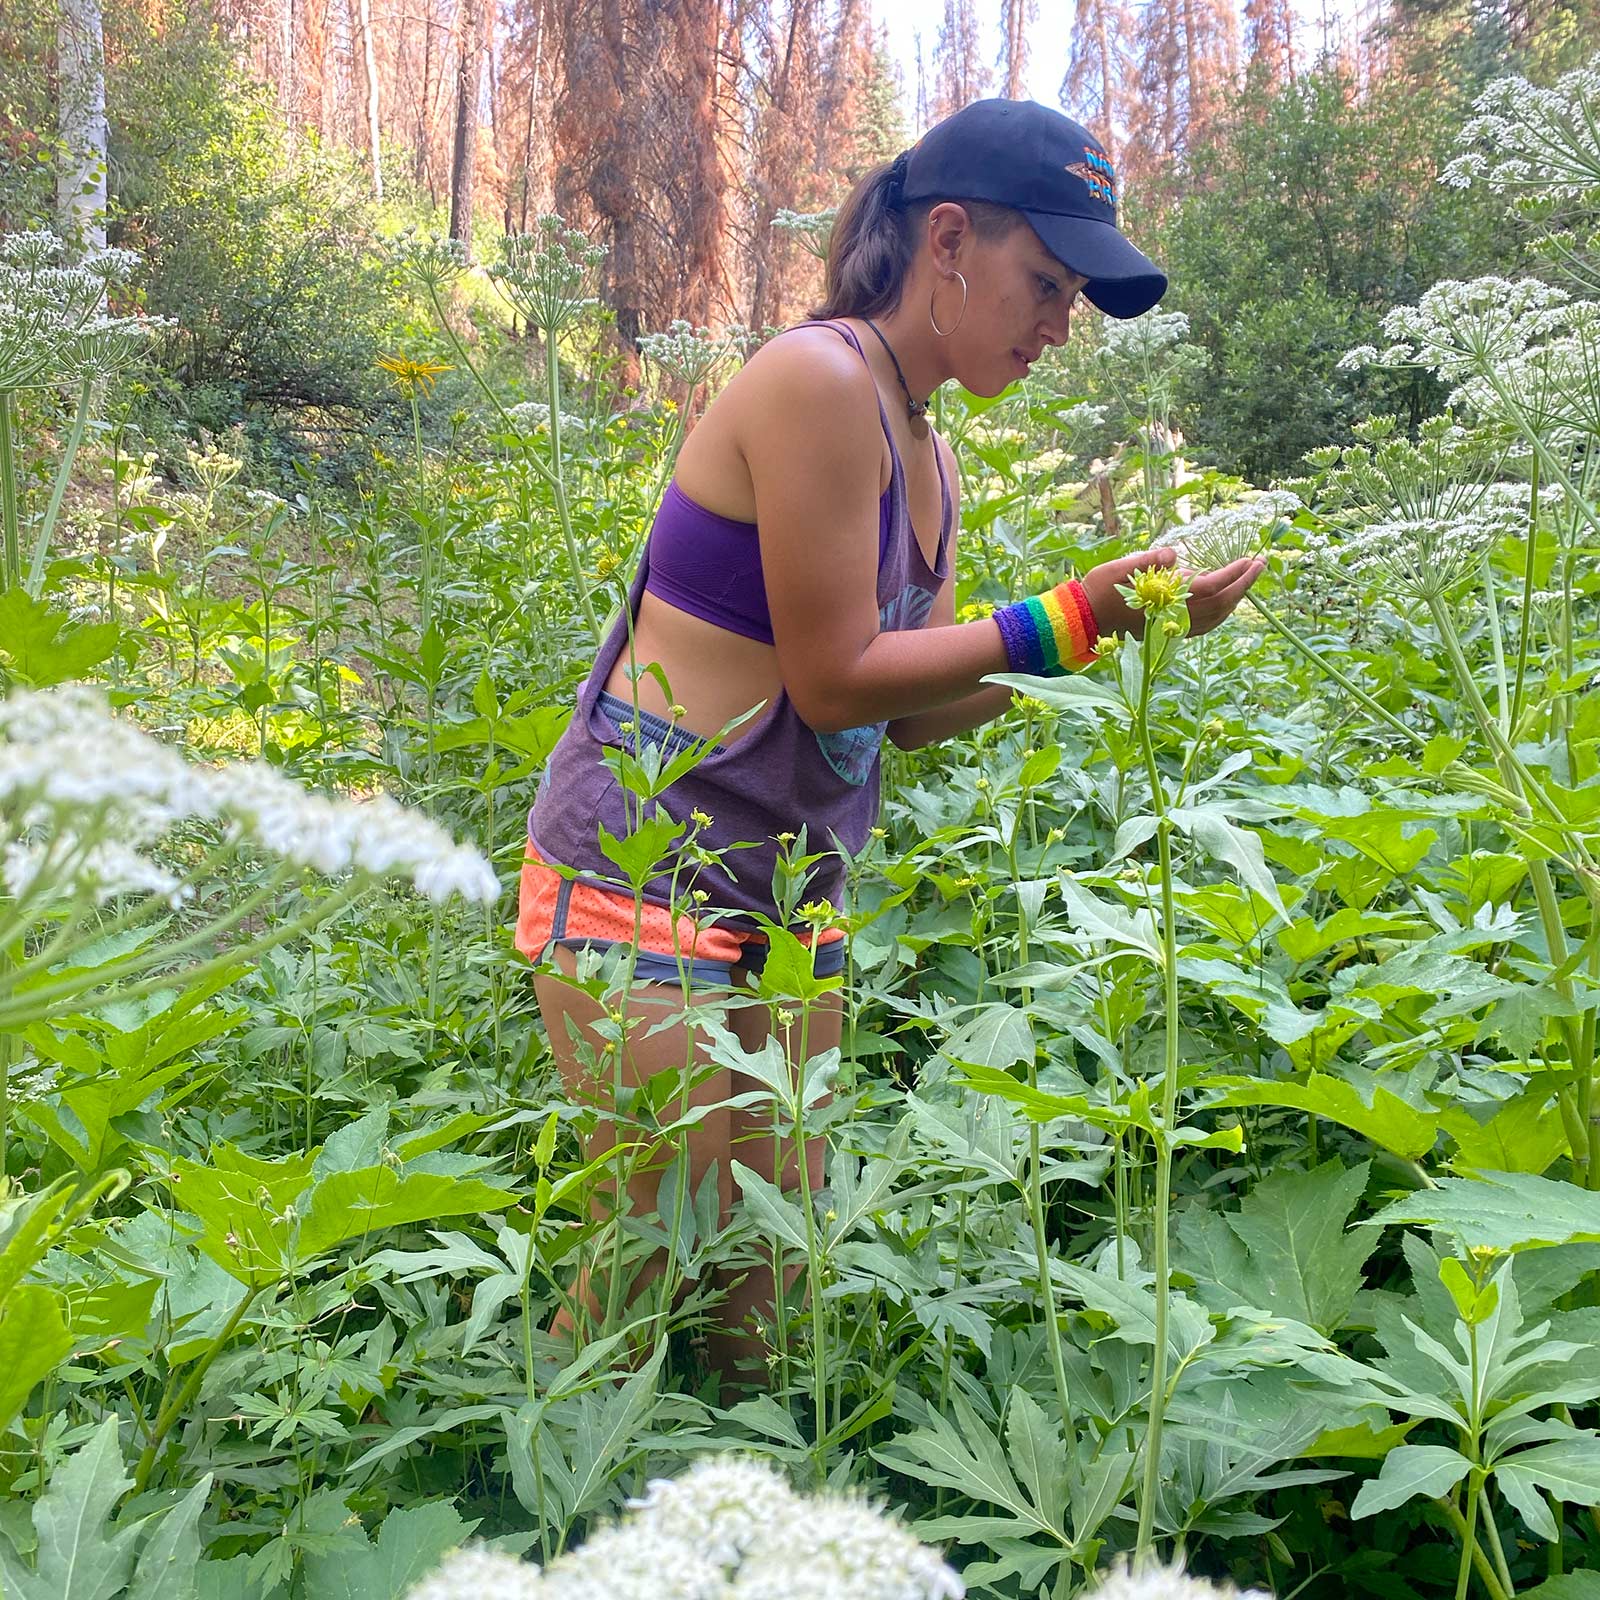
517, 98, 1264, 1382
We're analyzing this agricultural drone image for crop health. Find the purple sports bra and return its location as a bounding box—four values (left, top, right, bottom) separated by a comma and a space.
640, 352, 923, 645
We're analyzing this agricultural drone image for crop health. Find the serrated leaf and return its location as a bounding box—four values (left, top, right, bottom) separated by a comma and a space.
1349, 1443, 1472, 1518
294, 1168, 517, 1263
300, 1501, 478, 1600
0, 1284, 73, 1430
7, 1415, 140, 1600
1366, 1171, 1600, 1253
1182, 1160, 1374, 1334
1202, 1073, 1437, 1161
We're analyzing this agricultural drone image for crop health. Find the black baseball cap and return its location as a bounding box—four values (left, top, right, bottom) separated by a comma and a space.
900, 99, 1166, 320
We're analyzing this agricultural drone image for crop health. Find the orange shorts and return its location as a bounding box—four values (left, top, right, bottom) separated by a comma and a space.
515, 839, 846, 989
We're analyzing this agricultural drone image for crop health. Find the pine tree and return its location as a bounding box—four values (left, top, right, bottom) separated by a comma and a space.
1242, 0, 1295, 87
1000, 0, 1035, 100
1122, 0, 1238, 179
931, 0, 989, 121
1063, 0, 1133, 162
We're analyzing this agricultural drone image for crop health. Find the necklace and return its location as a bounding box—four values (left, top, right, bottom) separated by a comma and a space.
861, 318, 930, 438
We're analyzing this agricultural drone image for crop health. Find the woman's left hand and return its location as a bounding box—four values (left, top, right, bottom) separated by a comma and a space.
1081, 546, 1266, 642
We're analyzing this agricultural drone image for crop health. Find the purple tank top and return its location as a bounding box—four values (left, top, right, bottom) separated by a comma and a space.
527, 319, 953, 925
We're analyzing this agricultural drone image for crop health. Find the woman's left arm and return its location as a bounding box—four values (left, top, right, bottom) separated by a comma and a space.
887, 432, 1015, 751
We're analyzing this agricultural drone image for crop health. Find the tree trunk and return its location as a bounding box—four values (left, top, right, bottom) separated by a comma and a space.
449, 0, 485, 255
1097, 1, 1116, 163
56, 0, 108, 249
357, 0, 383, 196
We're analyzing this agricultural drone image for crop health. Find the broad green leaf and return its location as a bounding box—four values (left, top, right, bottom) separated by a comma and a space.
1202, 1072, 1438, 1161
730, 1162, 810, 1252
1179, 1160, 1374, 1335
127, 1474, 213, 1600
1004, 1388, 1067, 1530
1057, 877, 1162, 962
0, 1415, 140, 1600
1170, 804, 1288, 921
0, 590, 119, 686
1349, 1443, 1472, 1518
1441, 1089, 1567, 1177
294, 1168, 517, 1262
1521, 1576, 1600, 1599
1366, 1172, 1600, 1253
1276, 908, 1428, 966
300, 1501, 479, 1600
0, 1285, 72, 1430
166, 1146, 317, 1286
941, 1005, 1035, 1072
1494, 1432, 1600, 1541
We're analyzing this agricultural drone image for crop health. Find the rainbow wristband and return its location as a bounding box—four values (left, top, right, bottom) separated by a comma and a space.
993, 578, 1099, 676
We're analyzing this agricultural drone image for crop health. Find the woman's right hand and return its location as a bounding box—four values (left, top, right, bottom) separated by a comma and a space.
1080, 546, 1265, 641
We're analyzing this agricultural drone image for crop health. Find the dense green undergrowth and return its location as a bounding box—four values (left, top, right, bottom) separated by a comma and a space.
6, 49, 1600, 1600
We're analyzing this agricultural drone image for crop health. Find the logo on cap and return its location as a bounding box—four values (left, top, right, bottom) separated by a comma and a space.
1067, 146, 1117, 207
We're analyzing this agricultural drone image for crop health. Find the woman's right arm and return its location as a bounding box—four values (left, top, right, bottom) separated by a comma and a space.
738, 334, 1012, 736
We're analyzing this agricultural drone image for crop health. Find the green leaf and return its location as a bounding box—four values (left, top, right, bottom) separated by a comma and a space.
0, 1285, 72, 1431
300, 1502, 479, 1600
0, 589, 119, 687
1441, 1089, 1567, 1177
1349, 1444, 1472, 1518
1202, 1072, 1438, 1161
1366, 1172, 1600, 1253
1521, 1575, 1600, 1599
294, 1168, 517, 1263
1494, 1433, 1600, 1537
166, 1146, 318, 1286
1179, 1160, 1374, 1334
941, 1005, 1035, 1072
0, 1415, 140, 1600
1005, 1388, 1068, 1531
1170, 804, 1288, 922
730, 1162, 810, 1252
127, 1474, 213, 1600
1057, 877, 1162, 962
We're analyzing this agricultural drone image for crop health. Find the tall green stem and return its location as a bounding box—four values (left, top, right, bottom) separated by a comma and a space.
133, 1283, 259, 1493
1, 392, 21, 590
543, 329, 601, 640
1133, 629, 1180, 1562
25, 377, 92, 597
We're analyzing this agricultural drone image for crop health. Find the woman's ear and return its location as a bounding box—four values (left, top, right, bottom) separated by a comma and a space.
925, 202, 973, 270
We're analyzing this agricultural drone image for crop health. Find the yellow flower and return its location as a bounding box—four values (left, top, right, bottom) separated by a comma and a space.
776, 830, 797, 845
1093, 633, 1123, 658
1127, 565, 1187, 612
376, 353, 453, 396
869, 826, 888, 840
590, 549, 625, 582
670, 703, 688, 720
797, 898, 836, 929
691, 808, 714, 829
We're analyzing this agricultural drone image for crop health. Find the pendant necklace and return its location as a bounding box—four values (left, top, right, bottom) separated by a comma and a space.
861, 318, 930, 439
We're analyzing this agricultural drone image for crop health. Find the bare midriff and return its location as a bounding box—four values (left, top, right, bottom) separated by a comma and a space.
600, 590, 781, 749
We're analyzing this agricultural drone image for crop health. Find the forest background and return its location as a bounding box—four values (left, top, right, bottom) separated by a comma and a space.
5, 0, 1596, 490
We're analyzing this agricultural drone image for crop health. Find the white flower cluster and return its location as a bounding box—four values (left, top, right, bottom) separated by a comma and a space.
507, 401, 590, 436
0, 230, 158, 392
0, 686, 499, 906
1082, 1561, 1271, 1600
1339, 277, 1577, 383
387, 228, 468, 292
1097, 311, 1192, 362
637, 320, 748, 389
406, 1457, 963, 1600
1310, 497, 1522, 603
772, 208, 837, 261
1442, 55, 1600, 201
491, 216, 608, 336
1168, 490, 1301, 570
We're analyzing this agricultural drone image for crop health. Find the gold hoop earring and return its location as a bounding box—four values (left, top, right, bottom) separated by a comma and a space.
930, 270, 968, 338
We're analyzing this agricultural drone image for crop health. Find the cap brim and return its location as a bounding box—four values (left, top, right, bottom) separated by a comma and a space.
1026, 212, 1168, 320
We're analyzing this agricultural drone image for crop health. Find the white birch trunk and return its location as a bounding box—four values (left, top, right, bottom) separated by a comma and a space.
57, 0, 108, 250
357, 0, 383, 197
